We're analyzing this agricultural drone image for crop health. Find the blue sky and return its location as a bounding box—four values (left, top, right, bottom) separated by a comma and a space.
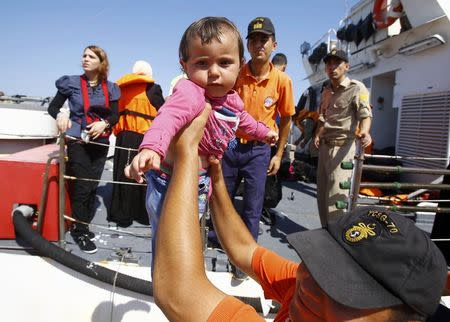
0, 0, 355, 101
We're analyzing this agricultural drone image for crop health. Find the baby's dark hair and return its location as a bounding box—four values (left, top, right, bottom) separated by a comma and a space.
179, 17, 244, 64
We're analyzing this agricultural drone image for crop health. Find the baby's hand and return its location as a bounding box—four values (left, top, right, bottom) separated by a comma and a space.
124, 149, 161, 183
264, 130, 279, 146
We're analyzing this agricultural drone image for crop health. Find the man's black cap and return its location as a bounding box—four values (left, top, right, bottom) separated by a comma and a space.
323, 48, 349, 63
287, 206, 447, 318
247, 17, 275, 38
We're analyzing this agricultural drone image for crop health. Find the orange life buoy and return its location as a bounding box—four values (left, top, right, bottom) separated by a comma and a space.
373, 0, 403, 30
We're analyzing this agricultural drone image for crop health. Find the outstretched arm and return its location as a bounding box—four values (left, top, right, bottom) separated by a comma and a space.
139, 79, 205, 159
153, 104, 226, 322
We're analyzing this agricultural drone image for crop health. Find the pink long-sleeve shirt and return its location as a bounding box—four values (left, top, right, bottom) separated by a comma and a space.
140, 79, 270, 160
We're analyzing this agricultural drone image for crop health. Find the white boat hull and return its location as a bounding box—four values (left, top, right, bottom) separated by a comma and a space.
1, 253, 274, 322
0, 104, 57, 138
0, 101, 58, 155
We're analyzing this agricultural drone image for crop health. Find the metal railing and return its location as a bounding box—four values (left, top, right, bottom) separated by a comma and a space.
337, 141, 450, 214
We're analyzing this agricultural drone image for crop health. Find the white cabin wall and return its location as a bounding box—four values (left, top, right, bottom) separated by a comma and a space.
390, 17, 450, 107
402, 0, 448, 27
370, 73, 398, 150
346, 16, 450, 107
393, 46, 450, 105
437, 0, 450, 20
302, 0, 450, 183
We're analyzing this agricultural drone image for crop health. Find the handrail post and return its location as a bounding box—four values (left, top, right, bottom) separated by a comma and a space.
347, 140, 364, 212
37, 156, 58, 234
58, 133, 66, 248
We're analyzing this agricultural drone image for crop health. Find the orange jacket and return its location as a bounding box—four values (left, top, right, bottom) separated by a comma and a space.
113, 74, 157, 135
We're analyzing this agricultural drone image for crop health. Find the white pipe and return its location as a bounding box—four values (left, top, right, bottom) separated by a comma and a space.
12, 205, 34, 219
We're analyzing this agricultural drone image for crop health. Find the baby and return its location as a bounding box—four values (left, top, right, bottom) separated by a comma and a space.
126, 17, 278, 269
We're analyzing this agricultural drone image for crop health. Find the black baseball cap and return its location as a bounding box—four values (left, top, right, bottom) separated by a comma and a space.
287, 206, 447, 317
323, 48, 349, 63
246, 17, 275, 38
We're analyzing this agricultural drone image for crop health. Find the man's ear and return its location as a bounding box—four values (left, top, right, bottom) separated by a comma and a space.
344, 62, 350, 72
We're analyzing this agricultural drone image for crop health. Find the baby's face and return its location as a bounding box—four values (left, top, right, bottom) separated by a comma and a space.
182, 32, 241, 98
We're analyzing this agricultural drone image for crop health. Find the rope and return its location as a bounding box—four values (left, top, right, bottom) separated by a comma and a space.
64, 215, 152, 239
62, 134, 148, 187
0, 133, 56, 138
63, 175, 147, 186
65, 135, 139, 152
109, 248, 128, 322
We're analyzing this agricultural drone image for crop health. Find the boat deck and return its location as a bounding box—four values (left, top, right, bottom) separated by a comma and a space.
2, 158, 435, 268
1, 161, 325, 322
66, 161, 323, 269
0, 158, 440, 322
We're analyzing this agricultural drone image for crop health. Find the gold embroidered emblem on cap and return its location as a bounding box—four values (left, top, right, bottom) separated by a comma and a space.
345, 223, 377, 243
254, 22, 263, 29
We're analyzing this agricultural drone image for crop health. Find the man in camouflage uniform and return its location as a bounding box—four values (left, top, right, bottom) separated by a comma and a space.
314, 49, 372, 227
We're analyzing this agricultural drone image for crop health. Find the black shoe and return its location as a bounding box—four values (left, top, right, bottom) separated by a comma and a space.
74, 235, 98, 254
70, 224, 96, 241
261, 208, 276, 226
230, 263, 248, 281
85, 230, 96, 241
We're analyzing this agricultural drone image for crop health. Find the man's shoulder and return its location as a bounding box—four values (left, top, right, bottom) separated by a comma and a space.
270, 66, 292, 84
348, 78, 370, 105
349, 78, 369, 92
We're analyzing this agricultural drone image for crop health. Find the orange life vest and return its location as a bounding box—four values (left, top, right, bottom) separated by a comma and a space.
359, 187, 383, 197
113, 74, 157, 135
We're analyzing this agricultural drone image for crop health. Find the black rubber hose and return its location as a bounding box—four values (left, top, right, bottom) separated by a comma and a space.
13, 211, 279, 314
13, 211, 153, 296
